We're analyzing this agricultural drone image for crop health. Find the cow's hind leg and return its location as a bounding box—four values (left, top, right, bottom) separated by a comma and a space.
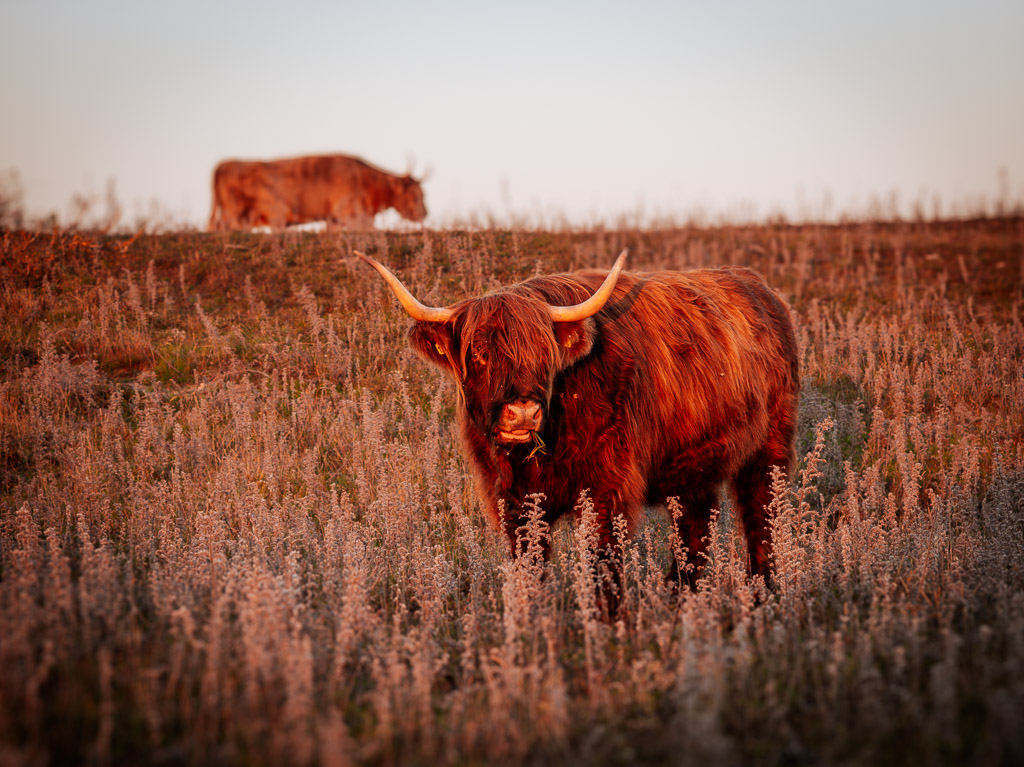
666, 488, 718, 588
732, 425, 795, 584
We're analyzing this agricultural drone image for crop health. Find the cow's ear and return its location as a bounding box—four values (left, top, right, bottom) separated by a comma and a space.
409, 322, 463, 378
553, 318, 597, 369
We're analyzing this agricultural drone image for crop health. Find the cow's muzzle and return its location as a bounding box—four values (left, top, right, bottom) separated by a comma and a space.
496, 399, 543, 444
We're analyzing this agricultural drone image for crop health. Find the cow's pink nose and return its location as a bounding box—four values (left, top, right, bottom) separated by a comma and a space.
501, 399, 542, 430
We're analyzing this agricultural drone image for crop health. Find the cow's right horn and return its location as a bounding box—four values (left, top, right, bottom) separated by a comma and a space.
547, 249, 627, 322
356, 251, 455, 323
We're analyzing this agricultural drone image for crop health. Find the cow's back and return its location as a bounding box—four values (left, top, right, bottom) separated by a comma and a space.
271, 155, 381, 224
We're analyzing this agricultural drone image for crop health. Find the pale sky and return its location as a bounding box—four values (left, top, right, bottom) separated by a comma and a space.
2, 0, 1022, 228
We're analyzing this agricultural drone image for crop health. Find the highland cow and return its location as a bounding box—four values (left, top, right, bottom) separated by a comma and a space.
360, 249, 799, 608
208, 154, 427, 231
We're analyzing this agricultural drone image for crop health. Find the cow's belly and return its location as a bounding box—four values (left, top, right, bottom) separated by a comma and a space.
643, 412, 768, 503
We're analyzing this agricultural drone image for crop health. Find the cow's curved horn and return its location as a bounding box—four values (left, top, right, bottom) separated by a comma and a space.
355, 251, 455, 323
548, 249, 628, 323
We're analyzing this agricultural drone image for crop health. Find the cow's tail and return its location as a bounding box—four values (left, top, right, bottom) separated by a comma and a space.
208, 165, 223, 231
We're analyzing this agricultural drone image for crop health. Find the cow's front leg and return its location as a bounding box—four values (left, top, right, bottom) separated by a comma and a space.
577, 492, 639, 621
501, 504, 553, 563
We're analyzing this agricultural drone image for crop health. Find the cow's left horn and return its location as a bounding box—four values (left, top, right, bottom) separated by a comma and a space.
548, 249, 628, 323
356, 251, 455, 323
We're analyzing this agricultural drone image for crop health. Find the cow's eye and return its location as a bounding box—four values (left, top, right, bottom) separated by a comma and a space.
471, 351, 486, 367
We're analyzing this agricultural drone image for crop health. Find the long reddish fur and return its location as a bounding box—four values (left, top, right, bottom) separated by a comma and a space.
407, 264, 800, 588
208, 154, 426, 230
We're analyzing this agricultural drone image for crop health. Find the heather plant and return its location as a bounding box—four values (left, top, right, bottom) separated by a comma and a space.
0, 219, 1022, 765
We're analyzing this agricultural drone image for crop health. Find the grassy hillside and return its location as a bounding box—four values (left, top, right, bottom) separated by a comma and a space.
1, 219, 1023, 765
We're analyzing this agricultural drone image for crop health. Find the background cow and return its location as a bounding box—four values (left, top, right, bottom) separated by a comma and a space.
208, 154, 427, 231
360, 250, 800, 612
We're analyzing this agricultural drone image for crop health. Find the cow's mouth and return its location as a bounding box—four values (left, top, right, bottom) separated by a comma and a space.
497, 428, 535, 444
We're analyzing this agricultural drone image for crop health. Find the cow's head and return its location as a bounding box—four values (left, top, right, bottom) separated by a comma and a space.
359, 250, 626, 447
390, 175, 427, 222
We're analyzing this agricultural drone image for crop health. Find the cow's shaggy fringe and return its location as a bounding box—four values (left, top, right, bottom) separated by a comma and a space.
1, 220, 1023, 766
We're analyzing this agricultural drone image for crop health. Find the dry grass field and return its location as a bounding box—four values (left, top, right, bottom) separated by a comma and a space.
1, 218, 1023, 766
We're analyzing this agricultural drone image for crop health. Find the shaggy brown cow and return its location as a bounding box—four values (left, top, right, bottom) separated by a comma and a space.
360, 250, 799, 607
208, 154, 427, 231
